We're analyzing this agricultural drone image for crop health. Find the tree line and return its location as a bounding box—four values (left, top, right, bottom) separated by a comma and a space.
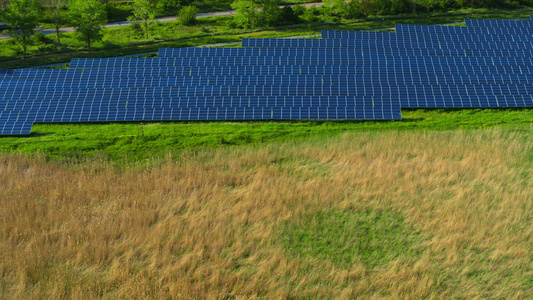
229, 0, 532, 29
1, 0, 532, 53
0, 0, 197, 52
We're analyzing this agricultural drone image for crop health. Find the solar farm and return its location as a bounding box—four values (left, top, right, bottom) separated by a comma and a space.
2, 17, 533, 136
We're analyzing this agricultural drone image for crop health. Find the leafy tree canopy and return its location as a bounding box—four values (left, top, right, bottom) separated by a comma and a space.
68, 0, 107, 48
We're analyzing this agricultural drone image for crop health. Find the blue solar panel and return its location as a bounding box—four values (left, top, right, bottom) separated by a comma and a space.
3, 73, 533, 90
5, 64, 533, 80
0, 111, 33, 135
395, 24, 533, 36
68, 56, 533, 69
0, 105, 401, 127
465, 18, 533, 28
241, 38, 533, 50
1, 84, 532, 110
159, 46, 533, 58
320, 30, 533, 43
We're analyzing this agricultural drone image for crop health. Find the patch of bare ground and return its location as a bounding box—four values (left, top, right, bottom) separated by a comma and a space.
1, 128, 532, 298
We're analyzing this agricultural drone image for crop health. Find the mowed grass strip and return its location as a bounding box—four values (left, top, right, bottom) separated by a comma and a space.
1, 127, 532, 298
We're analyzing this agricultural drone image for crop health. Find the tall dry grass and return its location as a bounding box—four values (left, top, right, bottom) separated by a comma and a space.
1, 128, 532, 299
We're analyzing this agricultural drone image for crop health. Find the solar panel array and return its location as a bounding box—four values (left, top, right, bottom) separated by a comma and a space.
2, 17, 533, 135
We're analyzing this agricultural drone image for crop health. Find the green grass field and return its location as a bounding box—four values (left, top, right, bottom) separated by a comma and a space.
2, 109, 532, 163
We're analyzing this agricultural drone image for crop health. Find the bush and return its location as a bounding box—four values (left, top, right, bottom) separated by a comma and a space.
33, 32, 55, 45
159, 0, 186, 15
279, 6, 300, 25
177, 5, 197, 26
303, 5, 320, 22
292, 4, 306, 16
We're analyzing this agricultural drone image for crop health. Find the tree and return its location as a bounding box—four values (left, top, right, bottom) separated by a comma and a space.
231, 0, 261, 29
1, 0, 42, 53
177, 5, 197, 26
261, 0, 282, 26
44, 0, 68, 45
231, 0, 283, 29
68, 0, 107, 48
129, 0, 159, 39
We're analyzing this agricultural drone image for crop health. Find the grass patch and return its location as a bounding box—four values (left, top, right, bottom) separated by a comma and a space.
281, 208, 425, 268
1, 108, 532, 163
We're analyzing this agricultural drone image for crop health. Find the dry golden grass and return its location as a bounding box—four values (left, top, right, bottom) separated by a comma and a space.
1, 128, 533, 299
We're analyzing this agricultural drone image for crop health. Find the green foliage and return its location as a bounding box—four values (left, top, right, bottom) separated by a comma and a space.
230, 0, 292, 28
302, 5, 320, 22
129, 0, 159, 38
324, 0, 366, 20
42, 0, 68, 45
279, 6, 300, 24
281, 208, 425, 267
158, 0, 186, 15
261, 0, 282, 26
106, 1, 134, 23
0, 0, 42, 52
291, 4, 305, 15
230, 0, 262, 28
177, 5, 197, 26
68, 0, 108, 48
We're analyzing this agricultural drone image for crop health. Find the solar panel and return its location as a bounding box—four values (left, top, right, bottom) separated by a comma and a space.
68, 56, 533, 69
158, 46, 533, 58
241, 38, 533, 50
320, 30, 533, 43
2, 84, 532, 110
465, 18, 533, 28
3, 73, 533, 90
0, 104, 402, 128
5, 64, 533, 84
395, 24, 533, 36
0, 111, 33, 135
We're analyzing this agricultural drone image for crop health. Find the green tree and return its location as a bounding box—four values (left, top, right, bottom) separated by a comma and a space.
324, 0, 364, 19
44, 0, 68, 45
231, 0, 283, 28
1, 0, 42, 53
261, 0, 282, 26
129, 0, 159, 39
68, 0, 107, 48
231, 0, 261, 28
177, 5, 197, 26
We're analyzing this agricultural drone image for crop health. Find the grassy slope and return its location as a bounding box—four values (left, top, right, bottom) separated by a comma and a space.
1, 109, 532, 163
1, 125, 532, 298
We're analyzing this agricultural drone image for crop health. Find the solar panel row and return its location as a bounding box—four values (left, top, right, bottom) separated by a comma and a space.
1, 85, 531, 110
159, 47, 533, 58
241, 38, 533, 49
465, 18, 533, 28
68, 56, 533, 69
4, 73, 533, 90
320, 30, 533, 42
3, 64, 533, 80
395, 24, 533, 35
1, 105, 400, 124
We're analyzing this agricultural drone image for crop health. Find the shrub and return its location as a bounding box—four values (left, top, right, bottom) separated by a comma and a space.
292, 4, 306, 16
177, 5, 197, 26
